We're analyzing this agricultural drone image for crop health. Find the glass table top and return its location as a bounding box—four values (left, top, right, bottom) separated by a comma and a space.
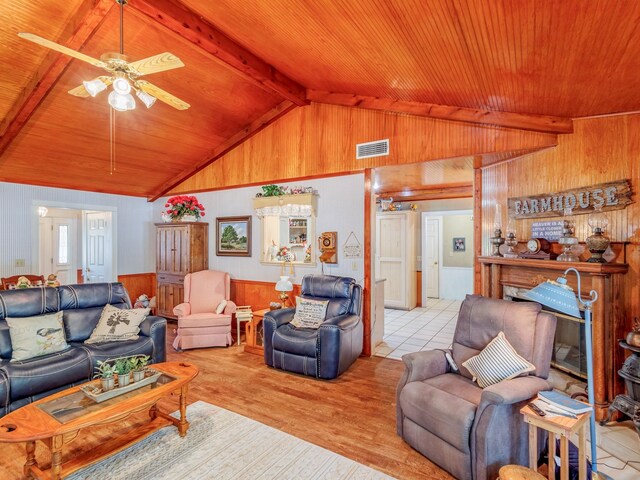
37, 373, 176, 424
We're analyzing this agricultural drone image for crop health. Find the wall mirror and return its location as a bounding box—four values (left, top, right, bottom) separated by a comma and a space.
253, 193, 317, 266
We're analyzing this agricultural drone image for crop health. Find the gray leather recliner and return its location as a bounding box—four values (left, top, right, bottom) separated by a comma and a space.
263, 275, 363, 379
396, 295, 557, 480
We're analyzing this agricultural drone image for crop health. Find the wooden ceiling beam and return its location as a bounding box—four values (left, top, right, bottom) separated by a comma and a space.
148, 100, 297, 201
377, 182, 473, 202
0, 0, 114, 160
129, 0, 307, 106
307, 90, 574, 134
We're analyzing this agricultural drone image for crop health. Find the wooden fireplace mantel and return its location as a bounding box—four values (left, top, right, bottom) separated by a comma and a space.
478, 256, 629, 420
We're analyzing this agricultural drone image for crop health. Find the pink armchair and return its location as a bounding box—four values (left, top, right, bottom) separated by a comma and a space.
172, 270, 237, 350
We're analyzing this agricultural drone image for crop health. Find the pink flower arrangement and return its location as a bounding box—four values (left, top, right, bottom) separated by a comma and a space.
164, 195, 206, 220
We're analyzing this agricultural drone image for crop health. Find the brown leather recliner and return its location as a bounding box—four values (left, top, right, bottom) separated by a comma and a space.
396, 295, 557, 480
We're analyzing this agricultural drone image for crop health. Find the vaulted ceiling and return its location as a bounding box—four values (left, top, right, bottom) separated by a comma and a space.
1, 0, 640, 198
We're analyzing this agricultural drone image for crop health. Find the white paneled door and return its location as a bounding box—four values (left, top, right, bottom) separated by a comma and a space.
39, 216, 77, 285
376, 211, 417, 310
85, 211, 113, 282
376, 214, 405, 308
424, 217, 440, 299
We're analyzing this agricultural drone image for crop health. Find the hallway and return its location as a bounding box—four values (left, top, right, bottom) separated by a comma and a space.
374, 299, 462, 360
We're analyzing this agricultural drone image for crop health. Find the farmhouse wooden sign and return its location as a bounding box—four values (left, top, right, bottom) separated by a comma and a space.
508, 179, 632, 219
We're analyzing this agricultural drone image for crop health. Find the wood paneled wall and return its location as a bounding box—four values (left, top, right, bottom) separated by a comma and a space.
230, 279, 301, 310
481, 113, 640, 347
118, 273, 156, 304
170, 103, 557, 194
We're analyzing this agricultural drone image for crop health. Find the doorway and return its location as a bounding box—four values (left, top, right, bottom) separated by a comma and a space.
422, 209, 474, 302
38, 208, 79, 285
35, 203, 116, 284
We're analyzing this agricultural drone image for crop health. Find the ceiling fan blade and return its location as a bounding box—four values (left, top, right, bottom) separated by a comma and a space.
136, 80, 190, 110
18, 32, 106, 68
68, 76, 113, 97
128, 52, 185, 76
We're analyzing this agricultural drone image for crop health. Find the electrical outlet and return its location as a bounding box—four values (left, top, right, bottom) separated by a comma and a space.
15, 259, 25, 267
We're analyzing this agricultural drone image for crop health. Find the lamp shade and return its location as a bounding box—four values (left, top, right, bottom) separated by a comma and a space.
108, 91, 135, 111
83, 78, 108, 97
275, 275, 293, 292
524, 276, 581, 318
136, 89, 156, 108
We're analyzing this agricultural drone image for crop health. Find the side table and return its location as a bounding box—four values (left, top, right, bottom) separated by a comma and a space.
520, 404, 591, 480
244, 308, 270, 356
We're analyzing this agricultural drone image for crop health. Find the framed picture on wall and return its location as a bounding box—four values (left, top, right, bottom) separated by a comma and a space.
216, 216, 252, 257
453, 237, 466, 252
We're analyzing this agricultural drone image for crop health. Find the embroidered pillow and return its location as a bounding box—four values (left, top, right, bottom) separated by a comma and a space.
6, 312, 69, 362
216, 299, 228, 314
290, 297, 329, 329
461, 331, 535, 388
85, 304, 150, 344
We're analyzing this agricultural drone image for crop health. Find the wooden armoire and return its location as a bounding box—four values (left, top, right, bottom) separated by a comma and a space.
155, 223, 209, 319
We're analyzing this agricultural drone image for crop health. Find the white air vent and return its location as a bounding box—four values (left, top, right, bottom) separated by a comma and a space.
356, 139, 389, 159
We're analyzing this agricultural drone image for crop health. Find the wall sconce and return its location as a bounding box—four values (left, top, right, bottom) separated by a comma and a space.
38, 206, 48, 217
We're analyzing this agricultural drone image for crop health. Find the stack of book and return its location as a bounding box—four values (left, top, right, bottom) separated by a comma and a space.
534, 390, 592, 418
235, 306, 253, 321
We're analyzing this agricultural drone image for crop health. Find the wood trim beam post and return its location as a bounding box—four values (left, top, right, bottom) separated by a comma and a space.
378, 182, 473, 202
307, 90, 573, 134
473, 168, 483, 294
129, 0, 307, 106
363, 169, 373, 356
0, 0, 114, 159
149, 100, 296, 200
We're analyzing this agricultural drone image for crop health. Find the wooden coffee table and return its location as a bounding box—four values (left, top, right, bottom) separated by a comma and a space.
0, 361, 198, 479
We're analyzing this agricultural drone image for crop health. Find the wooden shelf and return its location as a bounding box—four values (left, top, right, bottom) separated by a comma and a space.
478, 256, 628, 274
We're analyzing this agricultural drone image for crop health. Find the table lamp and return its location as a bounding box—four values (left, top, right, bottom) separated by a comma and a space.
525, 267, 608, 479
275, 275, 293, 307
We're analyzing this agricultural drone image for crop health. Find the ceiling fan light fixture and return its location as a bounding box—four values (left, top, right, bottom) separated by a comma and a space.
112, 76, 131, 95
108, 91, 135, 111
136, 89, 156, 108
83, 78, 108, 97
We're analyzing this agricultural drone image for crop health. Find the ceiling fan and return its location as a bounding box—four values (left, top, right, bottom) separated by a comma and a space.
18, 0, 189, 111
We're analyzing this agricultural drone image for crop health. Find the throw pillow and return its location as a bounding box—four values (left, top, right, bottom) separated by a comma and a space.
461, 331, 535, 388
85, 304, 150, 344
216, 299, 228, 314
6, 311, 69, 362
290, 297, 329, 329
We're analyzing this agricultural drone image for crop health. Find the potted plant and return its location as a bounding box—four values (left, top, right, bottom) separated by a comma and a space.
130, 355, 150, 382
114, 357, 132, 387
164, 195, 205, 222
94, 361, 116, 392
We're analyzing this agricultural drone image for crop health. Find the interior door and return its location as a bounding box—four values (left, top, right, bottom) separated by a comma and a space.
424, 218, 440, 299
376, 214, 406, 308
53, 218, 76, 285
39, 217, 53, 277
85, 211, 113, 282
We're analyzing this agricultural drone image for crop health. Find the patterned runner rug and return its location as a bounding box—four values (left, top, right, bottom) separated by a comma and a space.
68, 400, 395, 479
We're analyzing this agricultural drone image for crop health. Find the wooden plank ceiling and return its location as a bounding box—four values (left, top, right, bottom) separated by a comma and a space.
1, 0, 640, 197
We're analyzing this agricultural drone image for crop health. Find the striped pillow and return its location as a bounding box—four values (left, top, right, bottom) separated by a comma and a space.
461, 332, 535, 388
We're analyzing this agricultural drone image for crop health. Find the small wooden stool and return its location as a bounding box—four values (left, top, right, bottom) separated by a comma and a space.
499, 465, 546, 480
520, 404, 591, 480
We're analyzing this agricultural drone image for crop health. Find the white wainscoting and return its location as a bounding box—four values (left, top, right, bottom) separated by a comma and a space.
439, 266, 473, 300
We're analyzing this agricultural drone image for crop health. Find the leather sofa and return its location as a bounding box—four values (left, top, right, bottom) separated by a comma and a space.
0, 283, 166, 416
263, 275, 363, 379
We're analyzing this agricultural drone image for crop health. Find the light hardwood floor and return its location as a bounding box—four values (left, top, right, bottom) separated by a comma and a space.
0, 330, 452, 479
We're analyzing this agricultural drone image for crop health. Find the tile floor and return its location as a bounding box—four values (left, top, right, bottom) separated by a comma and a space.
374, 298, 462, 359
375, 299, 640, 477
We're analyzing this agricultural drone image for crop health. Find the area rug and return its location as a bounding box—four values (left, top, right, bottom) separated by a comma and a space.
68, 401, 395, 479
